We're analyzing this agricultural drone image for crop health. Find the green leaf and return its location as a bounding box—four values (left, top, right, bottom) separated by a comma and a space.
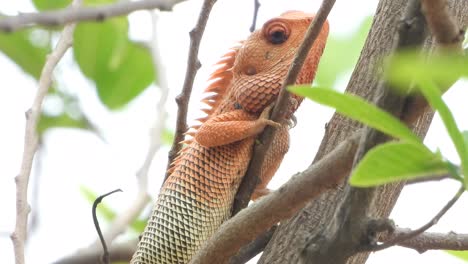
33, 0, 71, 10
0, 27, 48, 79
162, 128, 174, 145
350, 141, 448, 187
417, 79, 468, 183
386, 50, 468, 90
290, 86, 420, 143
37, 112, 91, 135
315, 16, 372, 88
446, 250, 468, 262
74, 19, 155, 109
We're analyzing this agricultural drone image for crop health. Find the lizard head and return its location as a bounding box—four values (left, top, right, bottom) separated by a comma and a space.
232, 11, 329, 114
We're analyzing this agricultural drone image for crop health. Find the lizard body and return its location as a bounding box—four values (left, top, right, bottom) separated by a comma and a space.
131, 11, 328, 264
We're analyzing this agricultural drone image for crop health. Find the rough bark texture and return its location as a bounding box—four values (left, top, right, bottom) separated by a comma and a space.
259, 1, 468, 263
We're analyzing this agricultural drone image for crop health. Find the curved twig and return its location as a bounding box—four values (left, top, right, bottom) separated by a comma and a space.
371, 186, 465, 251
92, 189, 123, 264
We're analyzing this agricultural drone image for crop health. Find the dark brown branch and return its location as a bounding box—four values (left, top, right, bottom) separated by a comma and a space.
164, 0, 217, 182
402, 0, 465, 125
301, 1, 430, 263
92, 189, 122, 264
232, 0, 336, 215
189, 132, 360, 264
380, 227, 468, 253
228, 225, 277, 264
371, 186, 464, 251
249, 0, 261, 33
0, 0, 184, 32
421, 0, 465, 48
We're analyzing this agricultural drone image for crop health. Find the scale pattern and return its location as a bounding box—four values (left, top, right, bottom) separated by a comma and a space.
131, 140, 253, 263
131, 10, 329, 264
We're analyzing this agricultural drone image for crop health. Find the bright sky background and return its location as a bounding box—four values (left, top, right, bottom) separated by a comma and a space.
0, 0, 467, 263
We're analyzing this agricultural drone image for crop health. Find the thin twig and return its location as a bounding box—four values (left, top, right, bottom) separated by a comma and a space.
189, 132, 360, 264
379, 227, 468, 253
10, 1, 81, 263
371, 186, 465, 251
0, 0, 185, 32
232, 0, 336, 215
249, 0, 261, 33
92, 189, 122, 264
164, 0, 218, 182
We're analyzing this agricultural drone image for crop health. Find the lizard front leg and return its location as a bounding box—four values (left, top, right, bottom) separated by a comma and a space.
195, 107, 280, 148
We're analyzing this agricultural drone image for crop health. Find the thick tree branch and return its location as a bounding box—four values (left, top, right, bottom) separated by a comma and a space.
380, 227, 468, 253
232, 0, 336, 215
228, 225, 277, 264
164, 0, 217, 181
10, 1, 81, 263
0, 0, 184, 32
421, 0, 465, 47
189, 132, 360, 264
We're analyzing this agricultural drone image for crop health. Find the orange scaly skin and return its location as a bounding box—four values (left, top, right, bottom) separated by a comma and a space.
131, 11, 328, 264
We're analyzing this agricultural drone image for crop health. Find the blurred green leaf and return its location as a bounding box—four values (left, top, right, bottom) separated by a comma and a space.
38, 112, 90, 135
162, 128, 174, 146
417, 79, 468, 183
315, 16, 372, 88
32, 0, 71, 10
446, 250, 468, 262
33, 0, 114, 11
0, 27, 48, 79
386, 50, 468, 90
74, 18, 155, 109
290, 86, 420, 143
350, 141, 448, 187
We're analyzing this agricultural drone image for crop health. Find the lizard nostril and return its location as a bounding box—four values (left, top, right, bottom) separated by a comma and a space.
244, 65, 257, 76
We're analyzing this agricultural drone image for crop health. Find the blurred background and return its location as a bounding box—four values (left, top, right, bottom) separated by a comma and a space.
0, 0, 467, 263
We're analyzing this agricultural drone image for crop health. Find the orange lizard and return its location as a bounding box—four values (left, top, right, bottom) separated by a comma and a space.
131, 11, 329, 264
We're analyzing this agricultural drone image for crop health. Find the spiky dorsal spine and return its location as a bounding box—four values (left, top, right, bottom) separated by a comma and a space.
166, 44, 241, 175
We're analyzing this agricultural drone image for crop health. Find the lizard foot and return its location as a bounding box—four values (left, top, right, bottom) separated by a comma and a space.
259, 104, 281, 128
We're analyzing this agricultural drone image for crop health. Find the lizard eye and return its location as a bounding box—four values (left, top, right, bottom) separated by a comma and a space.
263, 20, 290, 45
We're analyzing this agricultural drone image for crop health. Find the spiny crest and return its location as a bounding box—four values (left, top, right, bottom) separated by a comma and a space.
167, 43, 242, 175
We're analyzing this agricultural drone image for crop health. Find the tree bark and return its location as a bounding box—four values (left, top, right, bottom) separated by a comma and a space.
259, 0, 468, 263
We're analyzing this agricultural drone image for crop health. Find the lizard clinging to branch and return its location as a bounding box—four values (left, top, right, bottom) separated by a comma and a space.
131, 11, 329, 264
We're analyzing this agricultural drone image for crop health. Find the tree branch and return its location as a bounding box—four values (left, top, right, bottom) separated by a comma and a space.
53, 240, 137, 264
249, 0, 261, 33
164, 0, 217, 181
0, 0, 185, 32
421, 0, 465, 48
228, 225, 277, 264
189, 132, 360, 264
371, 186, 465, 251
232, 0, 336, 215
380, 227, 468, 253
10, 1, 81, 263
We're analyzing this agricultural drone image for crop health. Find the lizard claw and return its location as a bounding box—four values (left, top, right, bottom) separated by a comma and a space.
259, 104, 281, 128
